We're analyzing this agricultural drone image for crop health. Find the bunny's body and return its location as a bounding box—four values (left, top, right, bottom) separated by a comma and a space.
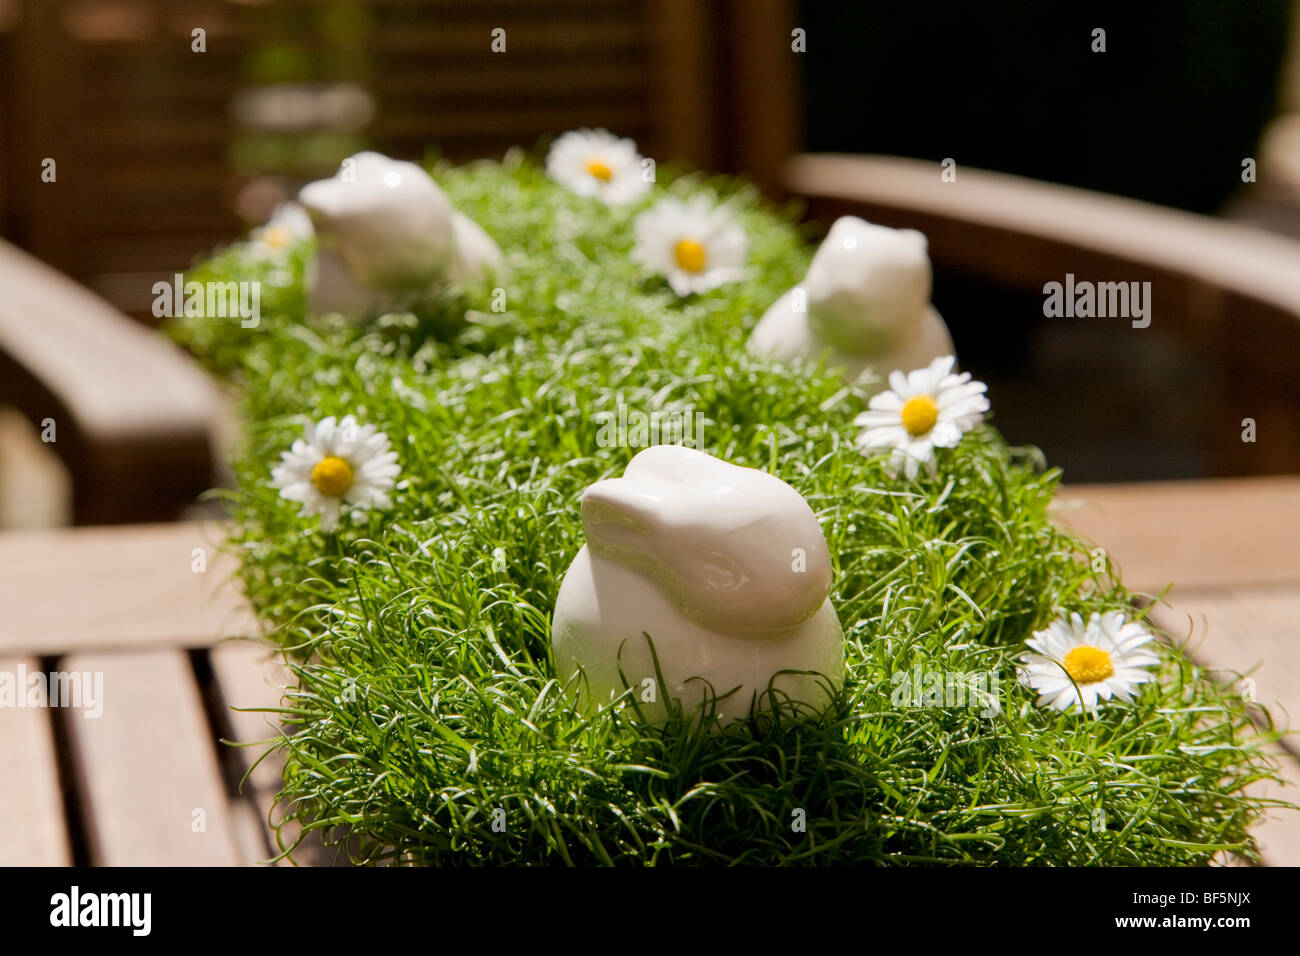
749, 216, 954, 385
551, 446, 843, 723
298, 152, 505, 319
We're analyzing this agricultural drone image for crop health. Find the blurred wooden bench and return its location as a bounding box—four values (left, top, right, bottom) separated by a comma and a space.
0, 238, 220, 524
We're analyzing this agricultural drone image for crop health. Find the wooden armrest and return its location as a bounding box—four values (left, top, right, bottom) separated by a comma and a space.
786, 153, 1300, 473
785, 153, 1300, 317
0, 239, 221, 524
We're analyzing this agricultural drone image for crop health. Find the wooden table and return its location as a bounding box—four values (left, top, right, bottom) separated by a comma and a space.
2, 477, 1297, 866
1054, 477, 1300, 866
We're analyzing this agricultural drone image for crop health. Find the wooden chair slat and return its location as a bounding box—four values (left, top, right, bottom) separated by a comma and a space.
211, 641, 359, 866
0, 239, 222, 522
785, 154, 1300, 474
210, 640, 290, 796
0, 241, 219, 437
210, 640, 297, 865
0, 656, 73, 866
0, 522, 259, 657
62, 648, 241, 866
785, 154, 1300, 317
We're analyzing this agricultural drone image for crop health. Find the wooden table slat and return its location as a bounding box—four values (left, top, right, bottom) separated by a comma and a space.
0, 655, 73, 866
63, 648, 242, 866
1148, 591, 1300, 866
0, 521, 260, 656
1056, 477, 1300, 595
210, 639, 314, 865
3, 473, 1299, 866
1150, 586, 1300, 728
1234, 742, 1300, 867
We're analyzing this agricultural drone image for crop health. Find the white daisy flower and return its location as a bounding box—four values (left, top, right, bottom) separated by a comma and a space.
546, 128, 650, 205
1019, 611, 1161, 714
852, 355, 989, 478
270, 415, 400, 531
632, 196, 748, 297
250, 201, 313, 261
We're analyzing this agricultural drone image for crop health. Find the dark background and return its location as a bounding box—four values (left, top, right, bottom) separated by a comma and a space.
802, 1, 1292, 213
1, 0, 1297, 485
801, 0, 1295, 481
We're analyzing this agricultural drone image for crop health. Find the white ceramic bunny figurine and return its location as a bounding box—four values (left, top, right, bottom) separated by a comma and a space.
749, 216, 954, 385
297, 151, 505, 319
551, 445, 844, 724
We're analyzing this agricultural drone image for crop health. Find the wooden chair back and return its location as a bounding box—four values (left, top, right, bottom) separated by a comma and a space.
787, 153, 1300, 476
1, 0, 797, 317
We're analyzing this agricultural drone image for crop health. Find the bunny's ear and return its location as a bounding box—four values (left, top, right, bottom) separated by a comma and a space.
623, 443, 713, 482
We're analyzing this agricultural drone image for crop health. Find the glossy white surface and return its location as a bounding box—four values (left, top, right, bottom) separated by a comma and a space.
297, 151, 504, 318
552, 446, 844, 724
448, 212, 507, 283
749, 216, 954, 385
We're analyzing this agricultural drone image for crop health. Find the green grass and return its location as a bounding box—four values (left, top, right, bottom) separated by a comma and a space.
170, 154, 1292, 865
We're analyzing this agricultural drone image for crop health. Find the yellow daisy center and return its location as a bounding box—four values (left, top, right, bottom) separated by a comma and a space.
310, 455, 354, 497
900, 395, 939, 437
673, 238, 708, 273
1063, 645, 1114, 684
263, 224, 292, 249
585, 158, 613, 182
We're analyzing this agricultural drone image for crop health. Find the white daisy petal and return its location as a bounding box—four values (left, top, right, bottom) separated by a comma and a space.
854, 410, 904, 428
276, 481, 315, 503
923, 355, 955, 392
632, 196, 748, 298
853, 356, 987, 478
270, 415, 400, 531
1048, 686, 1080, 711
855, 426, 908, 449
248, 201, 313, 261
901, 451, 921, 480
929, 421, 963, 448
1019, 610, 1162, 714
315, 417, 338, 453
547, 128, 651, 205
905, 437, 934, 461
868, 391, 904, 412
318, 497, 342, 531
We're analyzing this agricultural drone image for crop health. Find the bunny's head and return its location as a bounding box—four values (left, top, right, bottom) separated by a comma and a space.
804, 216, 932, 355
298, 151, 456, 290
581, 446, 833, 637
